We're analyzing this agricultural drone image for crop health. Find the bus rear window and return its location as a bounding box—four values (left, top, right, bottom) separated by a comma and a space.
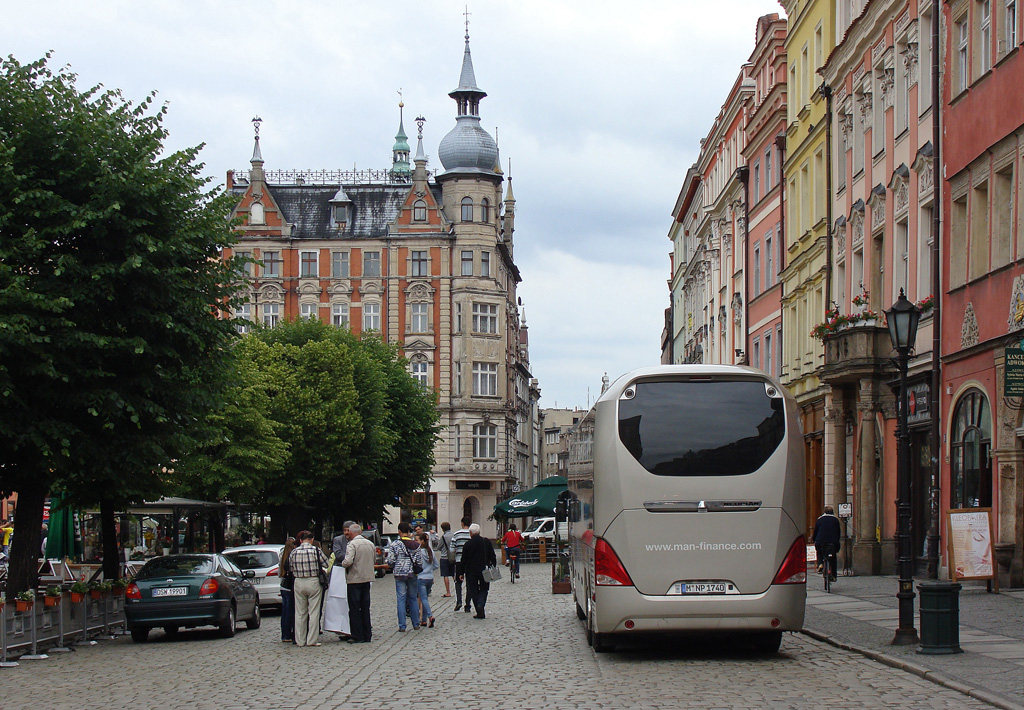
618, 379, 784, 476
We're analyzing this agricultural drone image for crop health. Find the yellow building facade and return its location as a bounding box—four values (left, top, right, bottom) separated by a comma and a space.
778, 0, 836, 535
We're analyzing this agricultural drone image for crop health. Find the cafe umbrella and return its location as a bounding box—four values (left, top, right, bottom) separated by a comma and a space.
493, 475, 568, 518
44, 493, 83, 561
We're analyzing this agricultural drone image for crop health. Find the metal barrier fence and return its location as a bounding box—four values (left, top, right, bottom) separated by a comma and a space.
1, 592, 126, 667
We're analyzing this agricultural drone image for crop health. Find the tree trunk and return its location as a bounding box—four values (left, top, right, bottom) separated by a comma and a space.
100, 498, 119, 580
7, 479, 46, 596
209, 511, 225, 553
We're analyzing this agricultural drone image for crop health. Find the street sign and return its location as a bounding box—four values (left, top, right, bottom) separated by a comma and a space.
1005, 342, 1024, 396
511, 485, 521, 493
838, 503, 852, 519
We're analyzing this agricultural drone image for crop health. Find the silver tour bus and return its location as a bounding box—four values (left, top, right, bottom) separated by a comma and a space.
567, 365, 806, 653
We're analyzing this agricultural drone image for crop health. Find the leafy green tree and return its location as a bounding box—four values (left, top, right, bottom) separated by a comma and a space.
0, 56, 242, 590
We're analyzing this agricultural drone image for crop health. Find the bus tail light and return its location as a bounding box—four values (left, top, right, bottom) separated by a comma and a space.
595, 538, 634, 586
771, 536, 807, 585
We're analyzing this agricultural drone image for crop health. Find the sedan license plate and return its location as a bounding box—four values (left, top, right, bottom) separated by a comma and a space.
673, 582, 728, 595
152, 586, 189, 597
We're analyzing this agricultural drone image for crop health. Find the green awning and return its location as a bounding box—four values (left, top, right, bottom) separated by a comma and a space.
493, 475, 567, 518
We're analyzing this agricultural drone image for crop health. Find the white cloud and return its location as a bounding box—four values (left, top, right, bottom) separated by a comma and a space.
3, 0, 780, 408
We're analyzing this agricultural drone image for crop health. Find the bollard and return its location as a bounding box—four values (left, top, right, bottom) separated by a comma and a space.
1, 604, 19, 668
21, 600, 49, 661
918, 581, 963, 655
50, 597, 71, 653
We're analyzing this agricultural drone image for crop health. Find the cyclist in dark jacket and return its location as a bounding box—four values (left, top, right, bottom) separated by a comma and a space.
813, 506, 842, 580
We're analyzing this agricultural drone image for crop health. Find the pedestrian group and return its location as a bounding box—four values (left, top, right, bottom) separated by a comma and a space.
278, 517, 499, 647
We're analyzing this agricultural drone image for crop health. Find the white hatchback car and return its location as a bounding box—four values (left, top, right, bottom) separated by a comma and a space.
223, 545, 285, 608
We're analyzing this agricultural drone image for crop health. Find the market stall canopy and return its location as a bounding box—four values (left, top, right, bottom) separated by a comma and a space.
493, 476, 567, 518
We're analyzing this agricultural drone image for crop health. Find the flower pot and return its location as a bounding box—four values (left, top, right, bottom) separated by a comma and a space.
44, 595, 61, 607
15, 599, 34, 612
112, 586, 126, 597
70, 592, 85, 603
162, 548, 172, 556
551, 581, 571, 594
90, 590, 103, 600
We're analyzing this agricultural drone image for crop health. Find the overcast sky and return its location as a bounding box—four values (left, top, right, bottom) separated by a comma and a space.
4, 0, 782, 410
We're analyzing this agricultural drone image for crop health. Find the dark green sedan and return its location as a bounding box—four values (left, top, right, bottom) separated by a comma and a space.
125, 554, 260, 642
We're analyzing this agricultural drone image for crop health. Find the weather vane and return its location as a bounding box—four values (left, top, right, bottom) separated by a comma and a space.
398, 88, 403, 108
416, 115, 426, 140
464, 5, 471, 38
251, 115, 262, 138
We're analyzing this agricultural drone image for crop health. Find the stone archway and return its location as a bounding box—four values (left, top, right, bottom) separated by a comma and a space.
462, 496, 480, 525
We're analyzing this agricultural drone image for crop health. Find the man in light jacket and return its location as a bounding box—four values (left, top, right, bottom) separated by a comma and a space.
341, 523, 374, 643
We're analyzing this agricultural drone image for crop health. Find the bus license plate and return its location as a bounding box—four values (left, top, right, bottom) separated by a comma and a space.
674, 582, 727, 594
153, 587, 189, 597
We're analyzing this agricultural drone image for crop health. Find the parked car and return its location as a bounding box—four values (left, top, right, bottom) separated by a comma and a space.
522, 517, 556, 542
125, 553, 260, 642
359, 530, 388, 578
223, 544, 285, 607
378, 535, 396, 574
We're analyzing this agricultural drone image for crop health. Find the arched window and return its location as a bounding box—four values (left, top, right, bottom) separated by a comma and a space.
250, 201, 265, 225
413, 199, 427, 222
461, 197, 474, 222
480, 198, 490, 223
950, 389, 992, 509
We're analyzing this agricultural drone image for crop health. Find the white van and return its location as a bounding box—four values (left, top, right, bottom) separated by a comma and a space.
522, 517, 556, 541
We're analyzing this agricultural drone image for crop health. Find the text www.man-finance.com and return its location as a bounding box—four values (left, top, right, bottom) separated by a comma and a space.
644, 542, 762, 551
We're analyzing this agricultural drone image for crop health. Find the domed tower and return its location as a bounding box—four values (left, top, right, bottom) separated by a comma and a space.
436, 27, 504, 224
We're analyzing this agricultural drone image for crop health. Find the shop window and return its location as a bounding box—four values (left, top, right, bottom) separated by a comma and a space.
950, 389, 992, 509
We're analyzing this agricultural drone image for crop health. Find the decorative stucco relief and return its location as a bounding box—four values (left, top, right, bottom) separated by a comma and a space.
962, 302, 979, 348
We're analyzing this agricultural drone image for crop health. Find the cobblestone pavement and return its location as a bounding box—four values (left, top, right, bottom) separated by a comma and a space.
2, 563, 999, 710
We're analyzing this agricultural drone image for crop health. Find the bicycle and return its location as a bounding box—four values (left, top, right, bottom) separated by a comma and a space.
820, 545, 838, 592
506, 546, 520, 584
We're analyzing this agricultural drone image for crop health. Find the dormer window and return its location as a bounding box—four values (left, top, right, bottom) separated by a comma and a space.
461, 197, 474, 222
413, 199, 427, 222
329, 188, 352, 227
334, 204, 350, 225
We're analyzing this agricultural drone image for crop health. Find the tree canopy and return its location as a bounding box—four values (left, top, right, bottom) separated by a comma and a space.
0, 55, 243, 590
176, 319, 441, 536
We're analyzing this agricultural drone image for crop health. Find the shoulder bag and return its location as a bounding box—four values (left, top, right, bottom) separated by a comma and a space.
402, 543, 424, 575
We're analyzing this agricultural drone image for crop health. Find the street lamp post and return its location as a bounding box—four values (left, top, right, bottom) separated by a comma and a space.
885, 289, 922, 645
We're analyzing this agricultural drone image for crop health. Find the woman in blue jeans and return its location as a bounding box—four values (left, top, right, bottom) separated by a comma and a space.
279, 538, 297, 642
416, 532, 436, 627
386, 523, 424, 631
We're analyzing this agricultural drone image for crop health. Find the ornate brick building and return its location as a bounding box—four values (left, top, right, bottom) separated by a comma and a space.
223, 32, 537, 537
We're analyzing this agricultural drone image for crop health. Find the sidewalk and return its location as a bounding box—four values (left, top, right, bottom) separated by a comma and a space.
803, 572, 1024, 710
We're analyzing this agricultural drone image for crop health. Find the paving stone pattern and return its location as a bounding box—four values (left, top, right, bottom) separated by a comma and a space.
3, 564, 996, 710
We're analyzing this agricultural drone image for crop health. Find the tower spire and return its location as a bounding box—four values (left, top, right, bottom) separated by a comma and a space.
437, 11, 497, 175
391, 91, 411, 179
251, 115, 263, 163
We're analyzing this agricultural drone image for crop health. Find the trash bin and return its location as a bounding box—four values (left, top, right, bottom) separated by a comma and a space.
917, 581, 963, 655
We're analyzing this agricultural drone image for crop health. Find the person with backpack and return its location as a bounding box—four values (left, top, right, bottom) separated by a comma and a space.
438, 521, 454, 597
385, 521, 424, 631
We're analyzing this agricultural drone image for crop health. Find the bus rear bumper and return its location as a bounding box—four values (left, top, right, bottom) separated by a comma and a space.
592, 584, 805, 634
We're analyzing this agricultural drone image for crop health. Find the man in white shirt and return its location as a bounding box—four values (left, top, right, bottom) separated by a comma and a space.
451, 516, 472, 612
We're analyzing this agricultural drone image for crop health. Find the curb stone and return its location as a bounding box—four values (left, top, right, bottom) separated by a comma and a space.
802, 628, 1024, 710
